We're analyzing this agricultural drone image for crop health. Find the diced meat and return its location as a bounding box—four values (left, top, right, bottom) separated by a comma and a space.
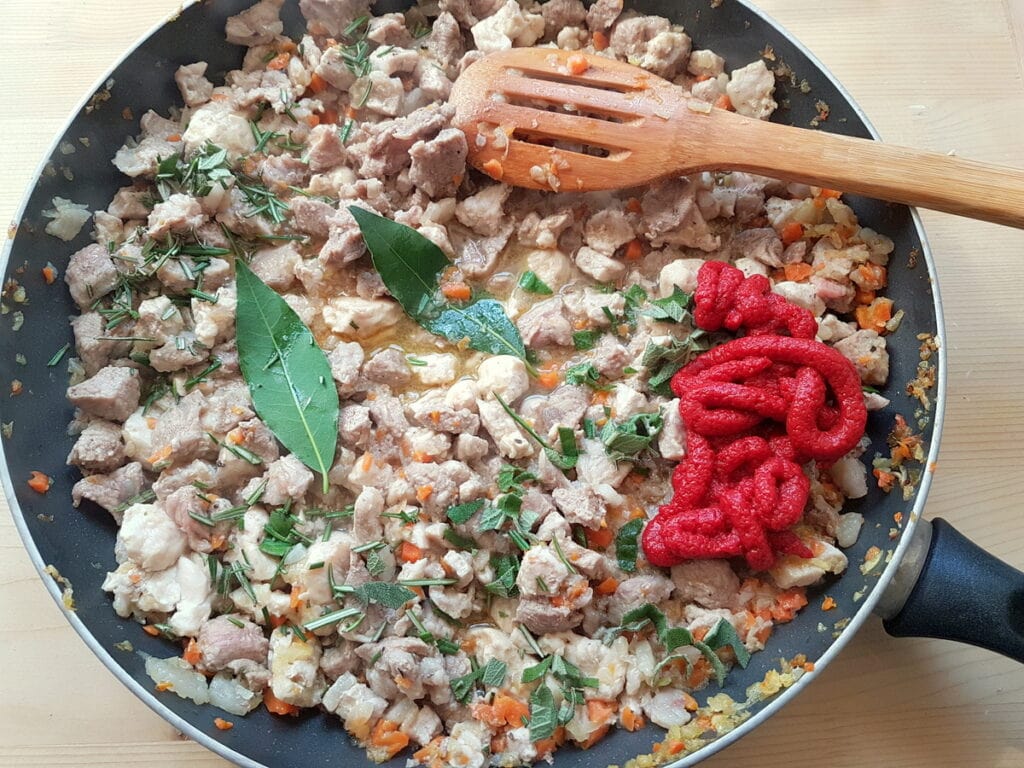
368, 392, 410, 436
151, 391, 212, 466
65, 244, 119, 308
147, 193, 207, 239
540, 0, 586, 39
415, 59, 454, 101
477, 398, 534, 459
72, 312, 130, 376
584, 209, 633, 256
118, 502, 188, 571
353, 72, 405, 117
450, 226, 511, 279
516, 595, 589, 633
226, 0, 284, 46
71, 462, 145, 519
352, 486, 385, 545
322, 296, 403, 339
730, 227, 783, 267
575, 246, 625, 282
471, 0, 544, 52
269, 627, 323, 707
774, 281, 826, 317
328, 341, 365, 395
250, 242, 300, 290
516, 297, 572, 348
671, 559, 740, 609
108, 186, 152, 219
184, 105, 257, 162
476, 355, 528, 403
307, 124, 349, 173
290, 197, 341, 239
641, 179, 719, 251
657, 399, 686, 461
552, 484, 606, 528
687, 49, 725, 77
426, 12, 464, 71
357, 105, 453, 179
586, 0, 622, 32
371, 46, 420, 77
66, 365, 140, 422
67, 419, 125, 472
455, 184, 510, 237
833, 329, 889, 386
591, 335, 631, 378
315, 45, 358, 91
811, 275, 856, 313
262, 455, 315, 506
363, 348, 412, 387
609, 17, 690, 79
339, 404, 372, 449
726, 60, 777, 120
197, 615, 269, 672
367, 13, 414, 45
518, 212, 574, 251
261, 154, 311, 190
409, 129, 468, 199
174, 62, 214, 106
299, 0, 372, 37
152, 460, 218, 501
607, 574, 674, 623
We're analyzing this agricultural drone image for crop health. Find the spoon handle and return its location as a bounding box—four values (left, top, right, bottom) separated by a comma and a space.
693, 110, 1024, 229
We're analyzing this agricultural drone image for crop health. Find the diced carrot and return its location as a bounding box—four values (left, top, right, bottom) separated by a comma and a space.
290, 586, 303, 611
214, 717, 234, 731
818, 188, 842, 200
665, 739, 687, 755
494, 694, 529, 727
360, 452, 374, 471
585, 526, 614, 549
714, 94, 733, 111
143, 624, 160, 637
695, 73, 712, 82
625, 197, 642, 214
594, 577, 619, 596
156, 681, 174, 691
41, 264, 57, 284
397, 541, 424, 563
591, 390, 610, 406
307, 72, 329, 94
27, 471, 51, 494
628, 506, 646, 520
411, 450, 433, 463
578, 723, 610, 749
267, 52, 291, 70
370, 719, 411, 759
416, 484, 434, 502
856, 262, 888, 291
166, 134, 181, 142
345, 105, 359, 120
270, 613, 288, 628
624, 238, 644, 260
592, 30, 609, 51
481, 159, 504, 180
780, 221, 804, 245
305, 114, 321, 127
821, 596, 837, 611
682, 692, 698, 712
771, 587, 808, 622
183, 637, 202, 666
854, 296, 894, 333
320, 107, 339, 125
264, 689, 301, 716
567, 53, 590, 75
782, 262, 813, 282
854, 287, 876, 306
537, 370, 560, 389
441, 282, 472, 301
586, 699, 616, 726
620, 705, 645, 732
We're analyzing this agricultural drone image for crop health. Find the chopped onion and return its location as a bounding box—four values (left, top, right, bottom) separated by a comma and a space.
42, 197, 91, 242
209, 672, 262, 716
144, 655, 210, 705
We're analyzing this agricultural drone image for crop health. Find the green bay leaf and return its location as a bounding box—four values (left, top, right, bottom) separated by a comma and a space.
235, 260, 339, 492
425, 299, 525, 358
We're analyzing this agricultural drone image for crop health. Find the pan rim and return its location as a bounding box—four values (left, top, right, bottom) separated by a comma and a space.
0, 1, 948, 767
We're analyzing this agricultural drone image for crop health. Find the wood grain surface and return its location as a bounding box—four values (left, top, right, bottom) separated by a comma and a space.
1, 1, 1023, 767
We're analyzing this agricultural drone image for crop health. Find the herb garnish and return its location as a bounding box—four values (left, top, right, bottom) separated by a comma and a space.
572, 330, 600, 351
614, 517, 644, 572
564, 362, 607, 390
643, 286, 693, 323
494, 393, 578, 470
451, 658, 508, 703
518, 271, 553, 295
601, 411, 664, 463
235, 261, 338, 492
643, 330, 713, 396
349, 207, 527, 361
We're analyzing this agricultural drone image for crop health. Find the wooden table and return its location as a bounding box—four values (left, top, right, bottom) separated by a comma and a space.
2, 1, 1023, 766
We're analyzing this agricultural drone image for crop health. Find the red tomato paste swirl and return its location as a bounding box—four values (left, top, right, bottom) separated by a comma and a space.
642, 262, 868, 571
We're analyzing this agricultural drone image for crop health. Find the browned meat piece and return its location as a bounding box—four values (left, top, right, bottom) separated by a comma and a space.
306, 124, 349, 173
367, 13, 414, 46
426, 12, 465, 72
147, 193, 207, 239
320, 643, 361, 680
368, 392, 409, 436
516, 297, 573, 348
67, 420, 125, 473
300, 0, 372, 37
450, 226, 512, 280
404, 461, 471, 515
250, 242, 300, 290
197, 615, 270, 672
730, 227, 783, 268
552, 484, 606, 528
262, 455, 315, 506
586, 0, 622, 32
225, 0, 284, 46
532, 385, 590, 436
152, 460, 218, 500
362, 348, 412, 387
71, 462, 145, 520
107, 186, 152, 219
65, 244, 119, 309
174, 62, 214, 107
591, 335, 631, 378
339, 403, 372, 448
150, 391, 212, 465
516, 211, 574, 250
289, 197, 339, 240
318, 211, 367, 266
66, 366, 140, 422
328, 341, 365, 395
356, 106, 454, 179
409, 129, 468, 199
454, 184, 510, 237
607, 574, 675, 623
671, 559, 740, 609
216, 187, 277, 239
352, 486, 385, 545
261, 154, 311, 190
164, 485, 223, 551
640, 178, 719, 251
72, 312, 131, 376
540, 0, 586, 39
149, 334, 208, 373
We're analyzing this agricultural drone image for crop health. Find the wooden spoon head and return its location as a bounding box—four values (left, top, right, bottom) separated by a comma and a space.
450, 47, 690, 192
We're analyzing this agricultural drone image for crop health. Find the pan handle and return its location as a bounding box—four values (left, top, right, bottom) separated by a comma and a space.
879, 517, 1024, 661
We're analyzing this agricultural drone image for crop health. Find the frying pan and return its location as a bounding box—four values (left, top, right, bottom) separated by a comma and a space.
1, 1, 1021, 766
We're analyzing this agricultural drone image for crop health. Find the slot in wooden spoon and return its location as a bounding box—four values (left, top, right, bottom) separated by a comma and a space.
450, 48, 1024, 228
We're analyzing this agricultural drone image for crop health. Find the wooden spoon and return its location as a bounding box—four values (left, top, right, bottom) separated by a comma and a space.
450, 48, 1024, 228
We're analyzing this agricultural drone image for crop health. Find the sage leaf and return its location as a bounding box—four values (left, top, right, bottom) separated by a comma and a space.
528, 684, 557, 741
613, 603, 731, 684
480, 659, 508, 688
601, 411, 664, 463
349, 206, 526, 359
704, 617, 752, 668
446, 498, 485, 525
235, 260, 338, 492
353, 582, 417, 609
614, 517, 644, 572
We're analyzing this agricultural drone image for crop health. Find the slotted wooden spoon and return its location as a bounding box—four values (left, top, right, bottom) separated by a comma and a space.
450, 48, 1024, 228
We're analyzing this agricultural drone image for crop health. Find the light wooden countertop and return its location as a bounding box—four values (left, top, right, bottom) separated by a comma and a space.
2, 1, 1024, 766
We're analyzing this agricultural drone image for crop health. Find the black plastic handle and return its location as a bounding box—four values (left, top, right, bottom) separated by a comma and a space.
883, 517, 1024, 661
